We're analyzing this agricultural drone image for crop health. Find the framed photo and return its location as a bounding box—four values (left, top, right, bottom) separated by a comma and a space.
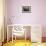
22, 6, 31, 13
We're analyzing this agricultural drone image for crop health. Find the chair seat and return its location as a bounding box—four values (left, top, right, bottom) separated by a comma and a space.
13, 31, 24, 36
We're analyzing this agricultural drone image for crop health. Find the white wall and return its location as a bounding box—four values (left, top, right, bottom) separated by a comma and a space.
7, 0, 46, 37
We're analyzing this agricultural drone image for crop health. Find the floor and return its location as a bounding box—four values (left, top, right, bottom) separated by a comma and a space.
3, 40, 31, 46
3, 40, 46, 46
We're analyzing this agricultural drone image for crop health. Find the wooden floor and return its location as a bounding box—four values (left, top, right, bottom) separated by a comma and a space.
3, 40, 31, 46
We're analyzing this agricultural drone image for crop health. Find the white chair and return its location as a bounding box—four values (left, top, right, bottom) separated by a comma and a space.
12, 25, 25, 43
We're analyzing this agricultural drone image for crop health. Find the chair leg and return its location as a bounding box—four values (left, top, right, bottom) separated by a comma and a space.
12, 30, 13, 43
15, 36, 16, 43
1, 42, 3, 46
